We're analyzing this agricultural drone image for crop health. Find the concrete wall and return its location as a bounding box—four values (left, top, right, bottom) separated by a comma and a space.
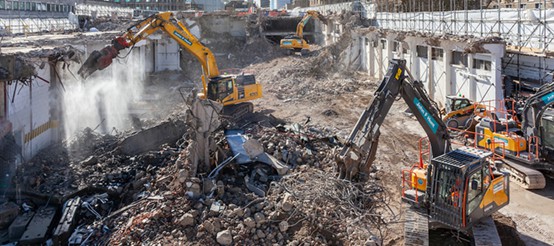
152, 36, 181, 72
0, 33, 180, 163
197, 15, 247, 38
5, 59, 60, 160
348, 29, 505, 109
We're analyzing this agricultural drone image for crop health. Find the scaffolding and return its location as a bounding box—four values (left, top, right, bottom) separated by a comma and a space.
372, 0, 554, 86
0, 16, 77, 35
74, 4, 134, 18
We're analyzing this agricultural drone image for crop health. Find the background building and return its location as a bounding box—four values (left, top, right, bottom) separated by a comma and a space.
270, 0, 289, 9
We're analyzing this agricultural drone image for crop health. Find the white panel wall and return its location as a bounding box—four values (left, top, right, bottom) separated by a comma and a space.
155, 38, 181, 72
451, 66, 472, 98
352, 31, 504, 107
432, 55, 447, 106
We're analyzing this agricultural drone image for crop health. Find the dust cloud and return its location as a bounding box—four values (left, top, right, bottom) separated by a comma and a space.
62, 49, 146, 139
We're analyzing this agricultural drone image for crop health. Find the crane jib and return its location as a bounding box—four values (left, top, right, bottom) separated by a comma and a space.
173, 30, 193, 46
413, 97, 438, 134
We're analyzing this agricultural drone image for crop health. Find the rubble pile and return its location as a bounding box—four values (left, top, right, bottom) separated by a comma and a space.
16, 123, 183, 198
93, 121, 390, 245
7, 113, 393, 245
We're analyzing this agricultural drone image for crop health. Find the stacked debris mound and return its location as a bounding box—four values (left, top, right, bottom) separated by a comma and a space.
256, 56, 373, 103
74, 120, 391, 245
15, 119, 186, 198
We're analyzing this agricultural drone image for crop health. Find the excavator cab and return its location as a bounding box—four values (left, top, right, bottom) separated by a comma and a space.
540, 109, 554, 162
280, 35, 309, 54
424, 147, 509, 231
445, 96, 472, 113
208, 74, 262, 117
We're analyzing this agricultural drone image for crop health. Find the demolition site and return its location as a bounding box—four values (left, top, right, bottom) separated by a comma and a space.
1, 0, 554, 245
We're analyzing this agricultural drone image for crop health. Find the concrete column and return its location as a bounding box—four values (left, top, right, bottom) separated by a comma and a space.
427, 46, 434, 99
444, 49, 452, 96
386, 37, 394, 63
366, 37, 375, 77
408, 41, 418, 79
467, 53, 476, 101
378, 39, 385, 79
484, 43, 506, 110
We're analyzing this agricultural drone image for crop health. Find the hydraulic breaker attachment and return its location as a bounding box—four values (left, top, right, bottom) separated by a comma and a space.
78, 37, 129, 79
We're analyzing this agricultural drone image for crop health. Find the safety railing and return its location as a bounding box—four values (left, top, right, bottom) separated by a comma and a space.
401, 137, 430, 204
402, 163, 426, 204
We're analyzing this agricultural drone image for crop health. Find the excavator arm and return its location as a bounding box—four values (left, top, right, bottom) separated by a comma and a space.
336, 59, 450, 180
78, 12, 220, 95
521, 82, 554, 137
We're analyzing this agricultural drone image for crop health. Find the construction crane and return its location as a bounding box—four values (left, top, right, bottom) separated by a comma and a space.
336, 59, 509, 243
475, 83, 554, 189
77, 12, 262, 119
279, 10, 326, 55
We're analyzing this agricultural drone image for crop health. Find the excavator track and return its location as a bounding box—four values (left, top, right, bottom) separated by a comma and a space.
500, 159, 546, 189
403, 203, 429, 246
471, 216, 502, 246
222, 102, 254, 122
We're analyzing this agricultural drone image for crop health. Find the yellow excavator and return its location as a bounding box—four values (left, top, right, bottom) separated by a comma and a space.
279, 10, 326, 55
336, 59, 509, 244
78, 12, 262, 118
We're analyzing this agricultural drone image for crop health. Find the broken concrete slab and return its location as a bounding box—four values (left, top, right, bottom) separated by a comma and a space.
53, 197, 82, 245
8, 212, 34, 241
225, 129, 289, 175
19, 206, 56, 245
120, 120, 187, 156
0, 202, 19, 229
0, 55, 36, 81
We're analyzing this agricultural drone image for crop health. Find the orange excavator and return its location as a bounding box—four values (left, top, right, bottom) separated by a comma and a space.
78, 12, 262, 118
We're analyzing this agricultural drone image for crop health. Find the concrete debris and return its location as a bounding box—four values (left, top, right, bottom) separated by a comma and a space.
0, 55, 36, 81
216, 229, 233, 245
120, 119, 187, 155
19, 206, 57, 245
0, 202, 19, 229
177, 213, 195, 227
279, 220, 289, 232
52, 197, 82, 245
8, 212, 34, 241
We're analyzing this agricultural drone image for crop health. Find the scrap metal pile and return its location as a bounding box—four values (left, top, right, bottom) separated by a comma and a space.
3, 112, 394, 245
